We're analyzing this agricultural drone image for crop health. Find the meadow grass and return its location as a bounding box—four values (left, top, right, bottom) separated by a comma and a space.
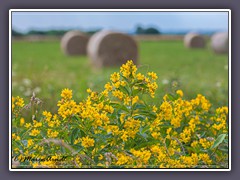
12, 39, 228, 115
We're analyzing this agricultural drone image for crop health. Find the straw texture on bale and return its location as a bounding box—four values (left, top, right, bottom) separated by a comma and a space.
184, 33, 206, 48
87, 30, 138, 68
61, 31, 89, 56
211, 32, 228, 54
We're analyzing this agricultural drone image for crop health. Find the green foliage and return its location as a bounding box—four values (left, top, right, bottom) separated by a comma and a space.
211, 134, 227, 149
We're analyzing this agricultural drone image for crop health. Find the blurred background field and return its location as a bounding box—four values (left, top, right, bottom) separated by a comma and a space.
12, 37, 228, 113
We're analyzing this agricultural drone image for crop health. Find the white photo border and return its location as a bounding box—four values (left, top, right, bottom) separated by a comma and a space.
9, 9, 231, 172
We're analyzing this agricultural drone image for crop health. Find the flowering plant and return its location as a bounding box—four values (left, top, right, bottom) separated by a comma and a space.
12, 60, 228, 169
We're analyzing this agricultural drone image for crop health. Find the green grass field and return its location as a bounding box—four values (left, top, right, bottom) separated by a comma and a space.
12, 40, 228, 113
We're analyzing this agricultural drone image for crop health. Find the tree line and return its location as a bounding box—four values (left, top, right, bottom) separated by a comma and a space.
12, 26, 161, 37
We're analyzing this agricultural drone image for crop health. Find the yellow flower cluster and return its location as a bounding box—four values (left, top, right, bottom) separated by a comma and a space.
124, 117, 141, 138
12, 96, 24, 117
12, 133, 20, 141
120, 60, 137, 78
211, 107, 228, 133
116, 153, 133, 166
199, 138, 214, 149
61, 88, 73, 99
12, 96, 24, 109
57, 99, 80, 120
29, 129, 40, 136
191, 94, 211, 111
47, 129, 59, 138
130, 148, 151, 166
20, 117, 25, 126
81, 136, 95, 148
109, 60, 159, 99
11, 60, 228, 169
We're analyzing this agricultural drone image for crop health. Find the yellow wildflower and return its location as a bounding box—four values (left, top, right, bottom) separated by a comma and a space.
12, 133, 20, 141
121, 131, 128, 141
148, 72, 158, 80
110, 72, 120, 83
98, 154, 104, 160
176, 90, 184, 97
29, 129, 40, 136
61, 88, 72, 99
104, 82, 113, 91
132, 96, 139, 105
25, 123, 31, 128
120, 81, 127, 86
47, 129, 59, 138
199, 138, 213, 149
86, 88, 92, 93
81, 136, 95, 148
199, 153, 212, 165
27, 139, 34, 148
112, 90, 124, 100
136, 73, 145, 81
33, 120, 42, 128
20, 117, 25, 126
191, 141, 199, 148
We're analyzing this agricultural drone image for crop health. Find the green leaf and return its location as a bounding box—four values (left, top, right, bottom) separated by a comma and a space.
133, 103, 146, 110
138, 126, 150, 140
167, 93, 176, 101
109, 102, 121, 108
218, 146, 228, 152
120, 74, 130, 83
140, 125, 150, 134
138, 110, 157, 119
224, 139, 228, 143
132, 89, 140, 96
134, 139, 159, 149
139, 132, 148, 140
120, 105, 129, 112
211, 134, 227, 149
160, 125, 174, 128
133, 115, 145, 121
99, 94, 105, 102
70, 128, 79, 145
118, 86, 130, 95
200, 131, 206, 138
185, 146, 196, 154
79, 129, 86, 138
165, 138, 171, 147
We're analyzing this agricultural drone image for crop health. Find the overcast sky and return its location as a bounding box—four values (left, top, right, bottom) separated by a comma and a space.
12, 11, 229, 33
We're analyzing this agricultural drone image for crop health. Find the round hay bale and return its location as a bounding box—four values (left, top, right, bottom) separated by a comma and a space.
87, 30, 138, 68
61, 30, 89, 56
184, 33, 206, 48
211, 32, 228, 54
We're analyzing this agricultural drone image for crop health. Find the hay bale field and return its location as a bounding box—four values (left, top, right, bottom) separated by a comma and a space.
211, 32, 229, 54
12, 39, 228, 112
184, 33, 206, 48
133, 35, 183, 41
87, 30, 138, 68
61, 30, 89, 56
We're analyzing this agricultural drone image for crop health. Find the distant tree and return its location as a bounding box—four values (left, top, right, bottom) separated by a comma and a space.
135, 25, 161, 35
24, 29, 100, 36
136, 26, 144, 34
144, 27, 160, 34
85, 29, 101, 35
45, 30, 68, 36
12, 29, 23, 36
27, 30, 47, 35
